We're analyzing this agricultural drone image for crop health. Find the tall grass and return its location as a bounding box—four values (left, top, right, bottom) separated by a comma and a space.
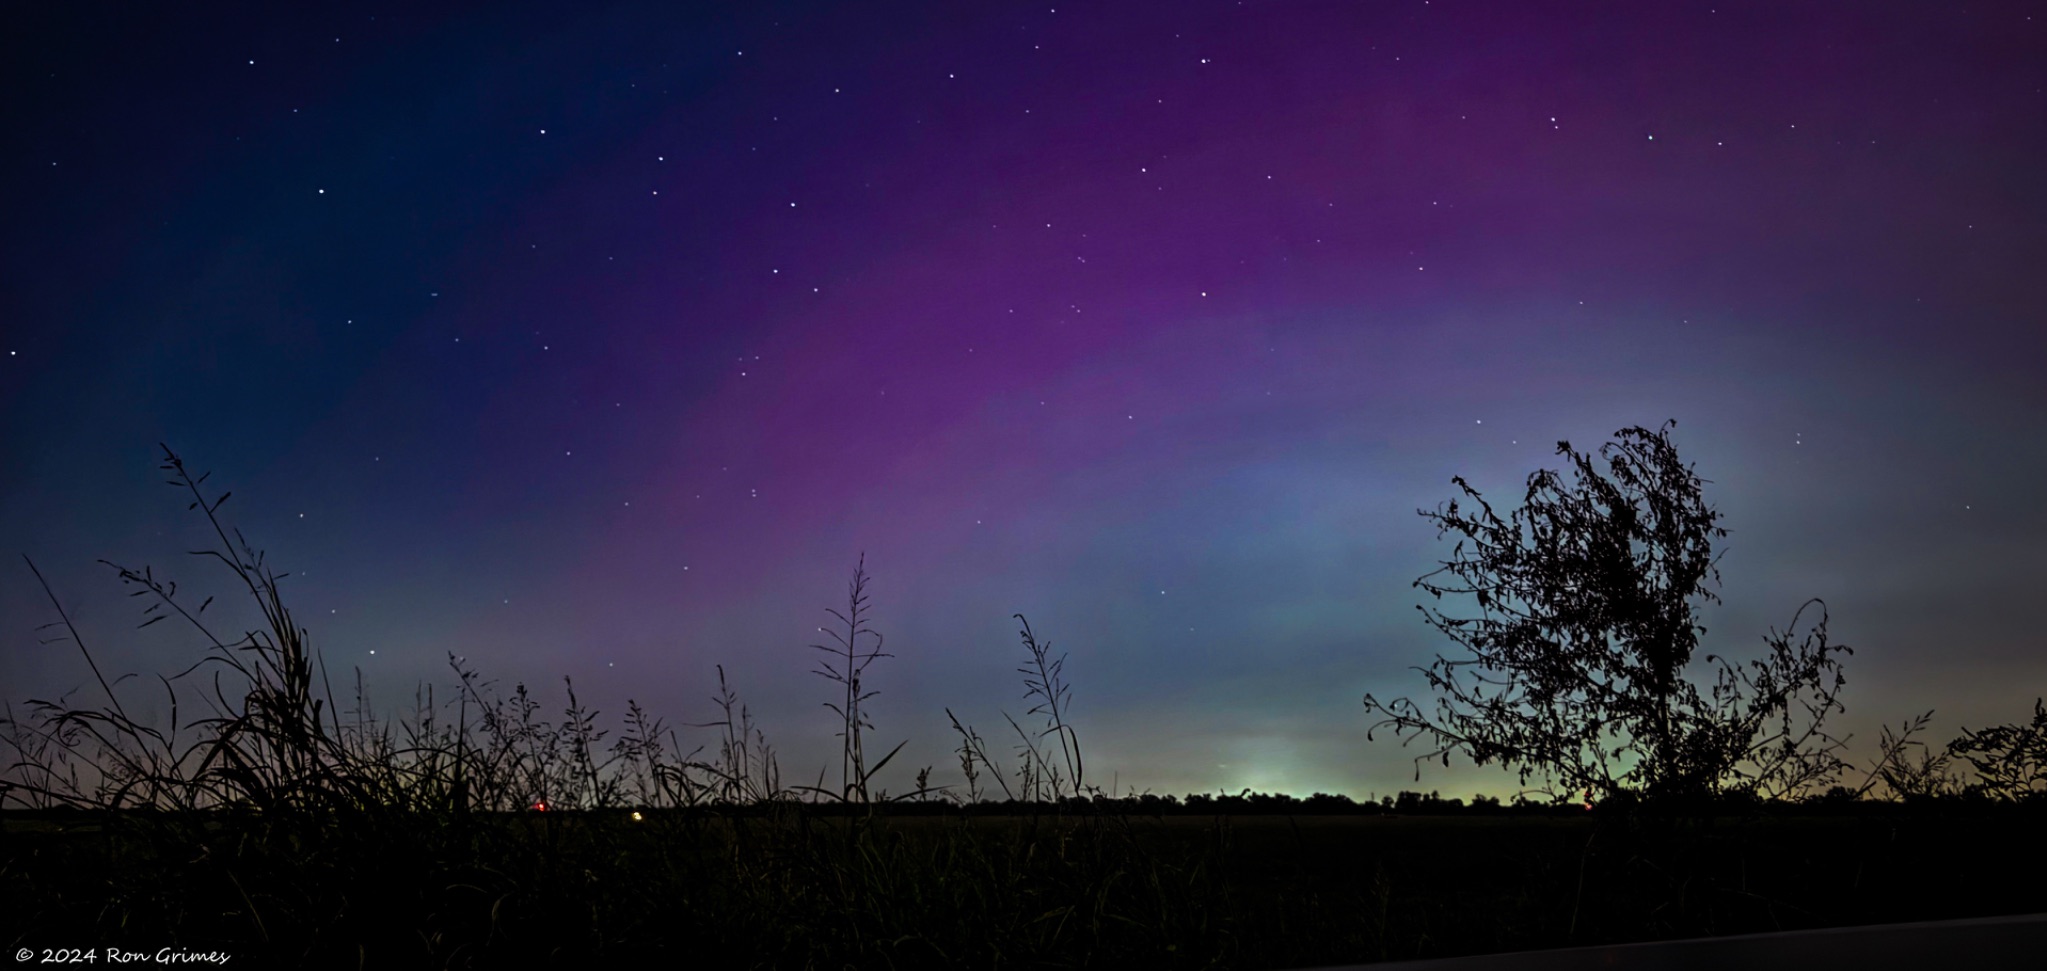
790, 551, 924, 817
0, 445, 1232, 967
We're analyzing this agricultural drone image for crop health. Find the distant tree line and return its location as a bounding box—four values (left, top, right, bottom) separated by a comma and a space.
525, 781, 2047, 819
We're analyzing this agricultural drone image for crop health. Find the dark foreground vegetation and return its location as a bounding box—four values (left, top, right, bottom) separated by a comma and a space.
8, 797, 2047, 969
5, 438, 2043, 969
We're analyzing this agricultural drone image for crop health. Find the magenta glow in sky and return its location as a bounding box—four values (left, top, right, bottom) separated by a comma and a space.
3, 1, 2043, 801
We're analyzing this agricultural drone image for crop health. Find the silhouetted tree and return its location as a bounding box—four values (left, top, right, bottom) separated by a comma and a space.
1363, 420, 1855, 806
1303, 791, 1357, 812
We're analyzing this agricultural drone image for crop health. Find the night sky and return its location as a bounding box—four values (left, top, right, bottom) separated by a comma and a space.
5, 1, 2044, 803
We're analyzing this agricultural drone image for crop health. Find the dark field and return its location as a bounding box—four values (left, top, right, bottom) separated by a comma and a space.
7, 804, 2044, 969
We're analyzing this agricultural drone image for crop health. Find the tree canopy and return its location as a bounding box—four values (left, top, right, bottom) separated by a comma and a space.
1364, 420, 1854, 805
